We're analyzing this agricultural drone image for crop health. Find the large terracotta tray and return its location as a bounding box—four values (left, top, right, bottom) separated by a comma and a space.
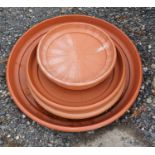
6, 15, 142, 132
27, 47, 126, 119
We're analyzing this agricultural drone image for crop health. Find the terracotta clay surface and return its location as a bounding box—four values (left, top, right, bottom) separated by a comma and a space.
6, 15, 142, 132
27, 47, 126, 119
37, 22, 116, 90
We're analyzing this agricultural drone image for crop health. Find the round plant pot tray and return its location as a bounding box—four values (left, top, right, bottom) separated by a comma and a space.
27, 46, 126, 119
6, 15, 142, 132
37, 22, 117, 90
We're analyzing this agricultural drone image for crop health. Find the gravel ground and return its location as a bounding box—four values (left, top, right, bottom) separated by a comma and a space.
0, 7, 155, 147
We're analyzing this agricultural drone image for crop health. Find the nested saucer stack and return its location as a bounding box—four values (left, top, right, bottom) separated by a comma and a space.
6, 15, 142, 132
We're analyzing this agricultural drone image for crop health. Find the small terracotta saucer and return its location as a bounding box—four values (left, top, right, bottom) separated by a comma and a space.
27, 47, 126, 119
37, 22, 117, 90
6, 15, 142, 132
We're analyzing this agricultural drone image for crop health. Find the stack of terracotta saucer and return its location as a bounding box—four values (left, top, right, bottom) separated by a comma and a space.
6, 15, 142, 132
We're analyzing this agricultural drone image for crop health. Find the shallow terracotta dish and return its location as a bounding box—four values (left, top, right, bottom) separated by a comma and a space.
6, 15, 142, 132
27, 47, 126, 119
37, 22, 117, 90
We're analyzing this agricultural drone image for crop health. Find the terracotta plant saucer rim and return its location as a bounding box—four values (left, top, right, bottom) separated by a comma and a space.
37, 22, 117, 90
6, 15, 142, 132
29, 76, 126, 119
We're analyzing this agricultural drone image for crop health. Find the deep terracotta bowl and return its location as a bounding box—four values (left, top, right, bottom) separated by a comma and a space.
6, 15, 142, 132
37, 22, 117, 90
26, 47, 126, 119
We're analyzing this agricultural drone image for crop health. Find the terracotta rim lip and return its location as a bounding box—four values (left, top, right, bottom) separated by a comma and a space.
37, 22, 117, 90
27, 48, 125, 112
29, 79, 126, 119
6, 14, 143, 132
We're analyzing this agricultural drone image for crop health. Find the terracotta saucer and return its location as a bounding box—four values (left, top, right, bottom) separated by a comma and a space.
37, 22, 117, 90
6, 15, 142, 132
27, 46, 126, 119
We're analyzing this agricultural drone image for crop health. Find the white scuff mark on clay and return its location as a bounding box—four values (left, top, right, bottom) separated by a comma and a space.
97, 42, 110, 53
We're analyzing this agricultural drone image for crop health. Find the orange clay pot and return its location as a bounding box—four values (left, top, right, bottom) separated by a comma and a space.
26, 47, 126, 119
37, 22, 117, 90
6, 15, 142, 132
